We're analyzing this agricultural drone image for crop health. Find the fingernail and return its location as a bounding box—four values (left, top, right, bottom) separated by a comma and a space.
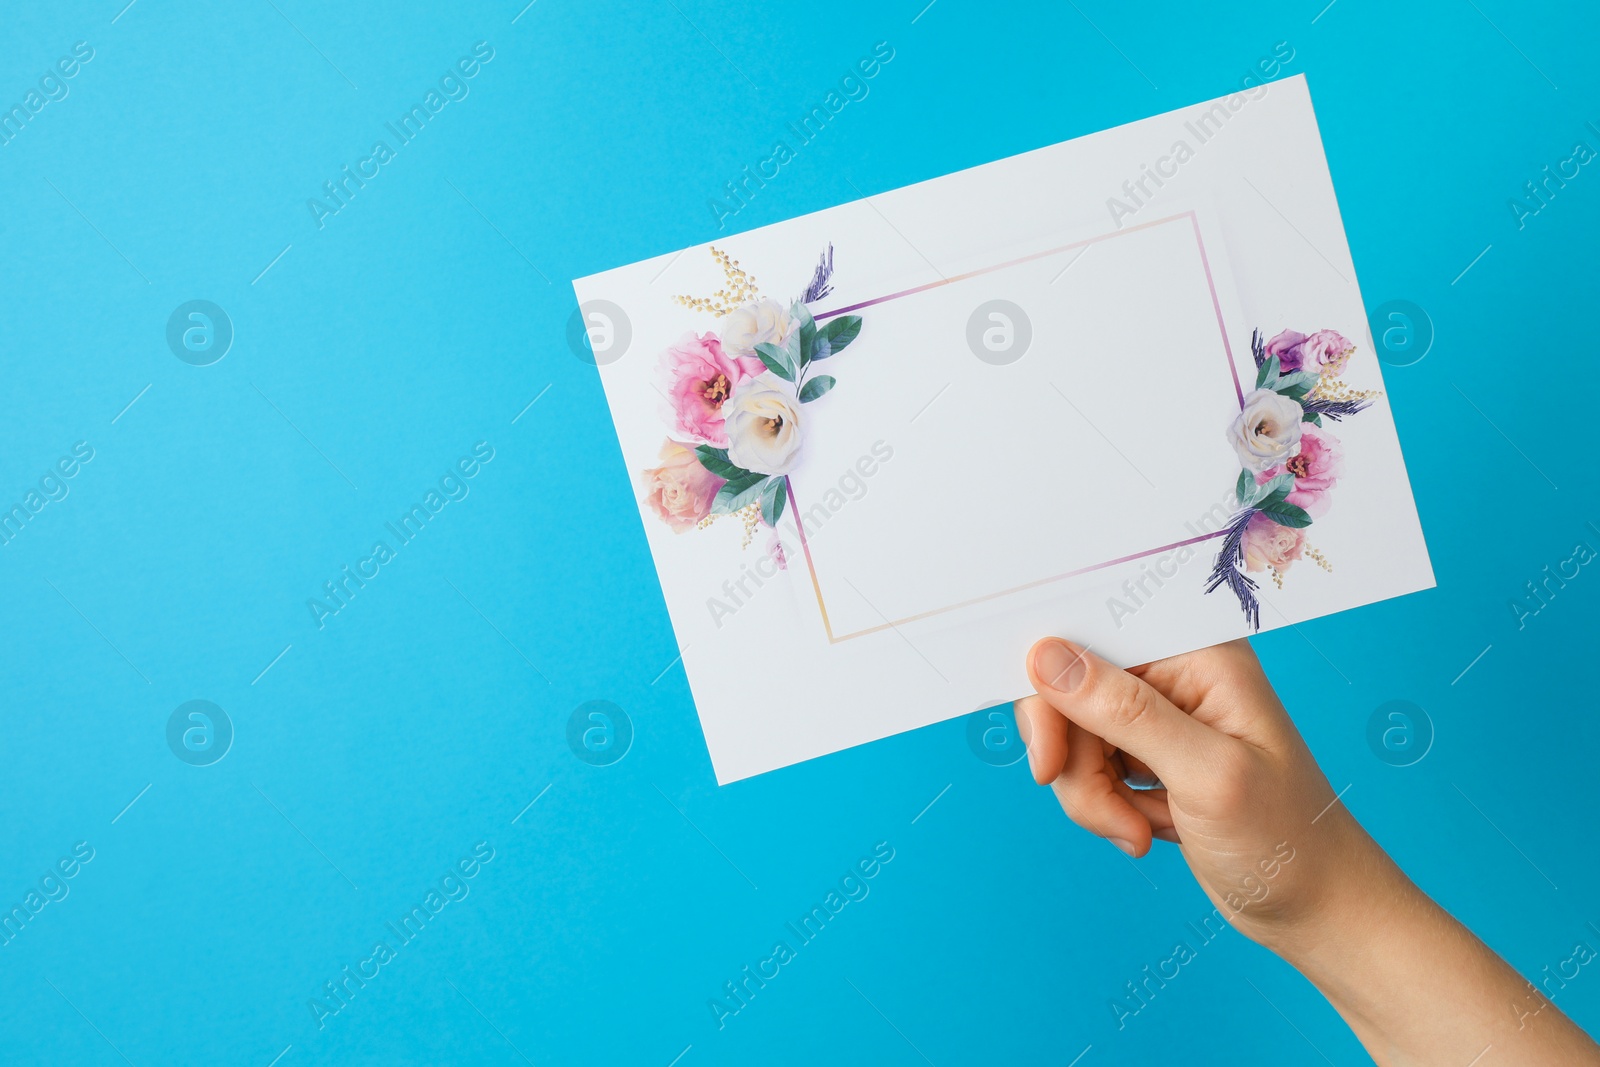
1013, 705, 1040, 781
1109, 838, 1137, 857
1034, 640, 1087, 693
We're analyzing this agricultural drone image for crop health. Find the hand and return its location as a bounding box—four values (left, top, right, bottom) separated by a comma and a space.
1013, 637, 1384, 949
1013, 636, 1600, 1066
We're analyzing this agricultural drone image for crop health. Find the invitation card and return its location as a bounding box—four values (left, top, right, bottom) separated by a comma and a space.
573, 75, 1434, 783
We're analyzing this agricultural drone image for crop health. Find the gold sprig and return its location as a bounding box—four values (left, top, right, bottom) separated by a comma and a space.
737, 502, 761, 548
673, 246, 760, 317
1305, 542, 1333, 573
695, 502, 764, 547
1268, 565, 1285, 590
1308, 375, 1382, 404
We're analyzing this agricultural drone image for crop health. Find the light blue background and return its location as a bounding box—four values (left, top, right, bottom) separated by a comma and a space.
1, 1, 1595, 1063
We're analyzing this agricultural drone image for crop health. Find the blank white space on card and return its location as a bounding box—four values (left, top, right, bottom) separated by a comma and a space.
785, 212, 1246, 640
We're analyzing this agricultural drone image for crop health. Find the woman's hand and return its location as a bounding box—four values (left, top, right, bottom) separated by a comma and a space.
1013, 637, 1384, 947
1013, 636, 1600, 1066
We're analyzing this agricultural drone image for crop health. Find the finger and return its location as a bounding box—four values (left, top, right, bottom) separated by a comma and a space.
1050, 720, 1152, 856
1028, 638, 1231, 792
1131, 639, 1263, 707
1111, 779, 1173, 830
1013, 695, 1067, 785
1129, 639, 1291, 750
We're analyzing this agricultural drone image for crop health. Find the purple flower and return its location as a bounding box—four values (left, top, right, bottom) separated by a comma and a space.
1265, 329, 1308, 373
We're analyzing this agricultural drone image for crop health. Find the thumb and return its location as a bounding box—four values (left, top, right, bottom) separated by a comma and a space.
1026, 638, 1228, 793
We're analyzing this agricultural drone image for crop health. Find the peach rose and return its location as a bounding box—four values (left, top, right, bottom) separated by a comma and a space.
1241, 512, 1306, 573
640, 440, 724, 532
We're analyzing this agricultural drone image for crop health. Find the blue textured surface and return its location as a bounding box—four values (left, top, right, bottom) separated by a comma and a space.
0, 1, 1595, 1064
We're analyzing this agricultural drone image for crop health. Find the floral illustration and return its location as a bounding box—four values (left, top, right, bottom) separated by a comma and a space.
638, 244, 863, 555
658, 332, 763, 447
1205, 327, 1379, 629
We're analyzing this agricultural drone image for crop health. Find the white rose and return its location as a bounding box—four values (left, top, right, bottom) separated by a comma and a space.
725, 373, 803, 475
721, 299, 795, 359
1227, 388, 1304, 472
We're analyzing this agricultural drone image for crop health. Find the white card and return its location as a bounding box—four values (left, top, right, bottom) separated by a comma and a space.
574, 75, 1434, 783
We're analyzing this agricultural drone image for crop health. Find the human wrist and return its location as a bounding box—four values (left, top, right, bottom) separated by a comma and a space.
1248, 811, 1443, 1043
1236, 815, 1600, 1064
1242, 810, 1419, 965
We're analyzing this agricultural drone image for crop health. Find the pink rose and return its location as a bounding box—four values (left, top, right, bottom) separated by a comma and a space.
1265, 329, 1308, 373
641, 440, 724, 532
659, 332, 765, 446
1300, 329, 1354, 376
1241, 512, 1306, 574
1282, 424, 1343, 517
1254, 423, 1344, 518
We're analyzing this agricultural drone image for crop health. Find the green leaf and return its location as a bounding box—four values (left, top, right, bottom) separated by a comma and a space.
1302, 411, 1322, 425
1244, 471, 1294, 508
754, 342, 794, 382
816, 316, 861, 357
712, 468, 768, 514
1256, 498, 1313, 529
694, 445, 753, 482
1255, 354, 1280, 389
1256, 485, 1291, 509
1235, 469, 1253, 504
792, 303, 816, 365
760, 477, 787, 527
1238, 470, 1293, 508
808, 336, 833, 363
799, 375, 837, 403
1274, 370, 1319, 394
1271, 370, 1317, 405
